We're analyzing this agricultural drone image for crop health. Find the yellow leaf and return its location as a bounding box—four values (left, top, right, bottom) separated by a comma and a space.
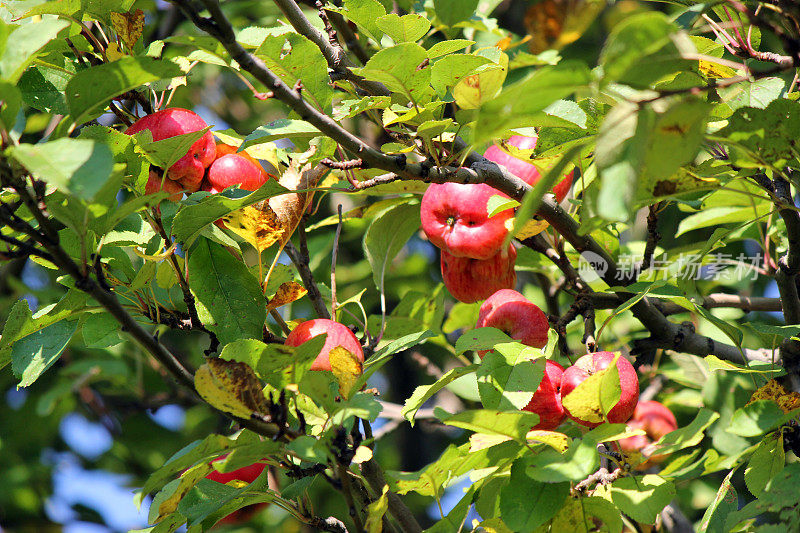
105, 42, 126, 61
222, 203, 285, 252
352, 445, 374, 464
267, 281, 308, 311
110, 9, 144, 50
453, 51, 509, 109
748, 379, 800, 413
526, 430, 571, 452
524, 0, 604, 54
195, 358, 268, 418
365, 485, 389, 533
699, 60, 737, 79
155, 462, 213, 522
514, 217, 550, 239
470, 433, 513, 452
329, 346, 363, 399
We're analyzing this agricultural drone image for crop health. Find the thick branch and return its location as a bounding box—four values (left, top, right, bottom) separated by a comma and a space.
285, 234, 331, 320
361, 458, 423, 533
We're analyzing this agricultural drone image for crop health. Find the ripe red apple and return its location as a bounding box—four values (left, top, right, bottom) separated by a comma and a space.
144, 170, 184, 201
559, 351, 639, 428
523, 359, 566, 431
284, 319, 364, 372
420, 181, 514, 260
205, 457, 267, 524
125, 108, 216, 192
202, 143, 273, 194
483, 135, 574, 203
441, 244, 517, 303
476, 289, 549, 352
618, 400, 678, 468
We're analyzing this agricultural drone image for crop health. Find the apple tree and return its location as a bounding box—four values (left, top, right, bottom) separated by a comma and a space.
1, 0, 800, 531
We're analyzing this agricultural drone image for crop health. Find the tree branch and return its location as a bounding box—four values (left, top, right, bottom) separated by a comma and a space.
285, 229, 331, 320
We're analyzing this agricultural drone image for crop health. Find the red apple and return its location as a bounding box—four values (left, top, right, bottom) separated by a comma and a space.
476, 289, 549, 352
144, 170, 184, 202
441, 244, 517, 303
618, 400, 678, 468
523, 359, 566, 431
202, 143, 273, 194
284, 319, 364, 372
559, 351, 639, 427
125, 108, 216, 192
420, 181, 514, 260
205, 456, 267, 524
483, 135, 574, 203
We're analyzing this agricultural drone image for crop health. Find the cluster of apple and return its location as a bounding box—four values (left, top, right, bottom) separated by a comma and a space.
421, 135, 574, 303
125, 107, 271, 202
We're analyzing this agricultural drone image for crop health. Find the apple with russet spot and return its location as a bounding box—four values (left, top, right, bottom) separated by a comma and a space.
441, 244, 517, 303
559, 351, 639, 428
283, 318, 364, 372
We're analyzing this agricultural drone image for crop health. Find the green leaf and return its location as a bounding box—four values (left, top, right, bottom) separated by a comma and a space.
430, 53, 493, 95
326, 0, 386, 44
66, 57, 183, 123
727, 400, 797, 437
254, 31, 333, 111
172, 180, 287, 246
135, 127, 212, 174
549, 495, 624, 533
455, 327, 512, 355
745, 432, 785, 498
401, 365, 478, 424
433, 0, 479, 26
354, 43, 431, 103
608, 475, 675, 525
698, 469, 738, 533
500, 460, 569, 532
560, 353, 622, 425
0, 18, 69, 82
600, 12, 693, 87
363, 200, 421, 294
18, 62, 73, 115
10, 139, 114, 200
188, 238, 266, 345
437, 408, 540, 441
332, 96, 392, 121
526, 437, 600, 483
427, 39, 473, 58
718, 99, 800, 168
218, 337, 320, 388
477, 348, 544, 410
720, 77, 785, 113
241, 119, 321, 150
376, 14, 430, 42
81, 313, 123, 348
0, 290, 87, 370
11, 319, 78, 387
475, 61, 592, 143
657, 408, 719, 455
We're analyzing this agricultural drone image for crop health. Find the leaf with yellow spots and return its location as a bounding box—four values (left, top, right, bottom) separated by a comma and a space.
329, 346, 363, 399
524, 0, 604, 54
195, 358, 268, 418
110, 9, 144, 51
154, 462, 213, 522
526, 430, 570, 452
222, 202, 285, 252
266, 281, 308, 311
699, 60, 738, 79
748, 379, 800, 413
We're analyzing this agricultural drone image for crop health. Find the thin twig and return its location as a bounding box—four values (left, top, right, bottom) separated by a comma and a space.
331, 204, 343, 318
